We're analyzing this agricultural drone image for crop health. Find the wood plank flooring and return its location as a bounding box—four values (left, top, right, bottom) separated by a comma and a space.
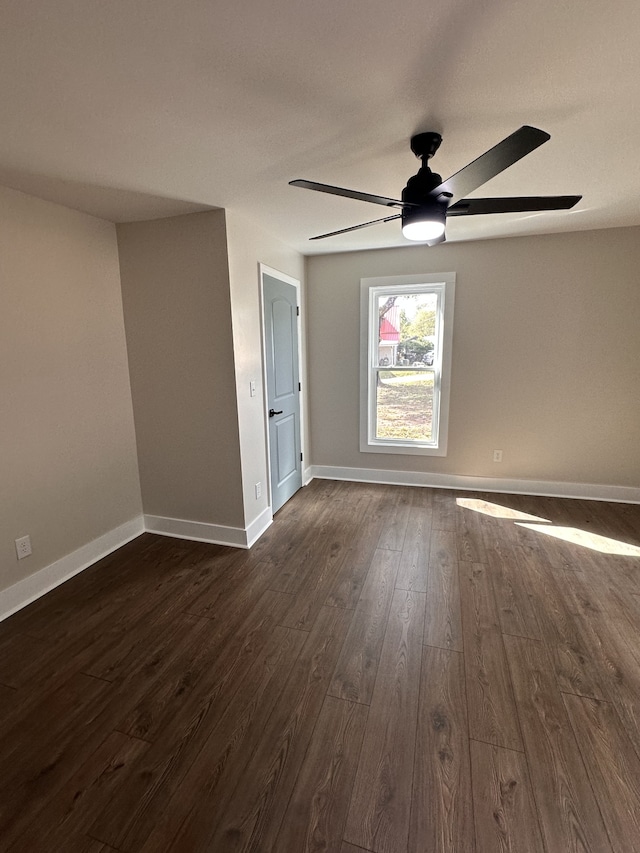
1, 479, 640, 852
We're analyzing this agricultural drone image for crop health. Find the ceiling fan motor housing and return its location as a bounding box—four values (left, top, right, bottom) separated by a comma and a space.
402, 165, 445, 202
401, 164, 449, 234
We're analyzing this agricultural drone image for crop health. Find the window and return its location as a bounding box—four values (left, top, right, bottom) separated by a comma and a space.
360, 273, 455, 456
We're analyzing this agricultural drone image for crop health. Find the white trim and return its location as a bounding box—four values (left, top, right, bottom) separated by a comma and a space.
4, 465, 637, 624
0, 507, 278, 621
144, 514, 253, 548
307, 465, 640, 504
0, 516, 145, 623
245, 507, 274, 548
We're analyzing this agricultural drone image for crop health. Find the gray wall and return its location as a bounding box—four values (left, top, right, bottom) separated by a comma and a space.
306, 227, 640, 488
1, 186, 142, 595
117, 210, 245, 527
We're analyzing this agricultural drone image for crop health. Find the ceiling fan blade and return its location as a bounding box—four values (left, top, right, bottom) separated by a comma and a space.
432, 126, 550, 204
447, 195, 582, 216
309, 214, 402, 240
426, 233, 446, 247
290, 179, 410, 209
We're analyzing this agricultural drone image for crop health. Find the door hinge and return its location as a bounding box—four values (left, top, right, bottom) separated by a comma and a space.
300, 452, 303, 461
296, 305, 300, 316
298, 382, 301, 392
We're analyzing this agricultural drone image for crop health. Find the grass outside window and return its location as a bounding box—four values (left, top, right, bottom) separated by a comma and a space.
375, 371, 434, 441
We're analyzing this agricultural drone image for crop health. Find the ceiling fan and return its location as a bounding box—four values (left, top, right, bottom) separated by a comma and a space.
290, 126, 581, 244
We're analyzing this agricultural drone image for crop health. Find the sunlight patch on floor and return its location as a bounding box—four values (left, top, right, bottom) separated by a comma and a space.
516, 523, 640, 556
458, 497, 640, 557
456, 497, 550, 523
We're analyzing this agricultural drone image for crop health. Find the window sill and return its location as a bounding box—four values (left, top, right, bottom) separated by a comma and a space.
360, 440, 448, 457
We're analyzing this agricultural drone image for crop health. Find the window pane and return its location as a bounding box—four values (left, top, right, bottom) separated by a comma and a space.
361, 273, 455, 456
377, 292, 438, 367
375, 369, 434, 441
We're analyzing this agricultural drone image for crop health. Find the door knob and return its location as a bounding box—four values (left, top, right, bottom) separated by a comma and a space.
269, 408, 283, 418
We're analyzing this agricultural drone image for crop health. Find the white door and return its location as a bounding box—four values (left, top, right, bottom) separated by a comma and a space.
262, 270, 302, 513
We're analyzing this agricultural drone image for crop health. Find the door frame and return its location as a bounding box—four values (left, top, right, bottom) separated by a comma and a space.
259, 263, 306, 513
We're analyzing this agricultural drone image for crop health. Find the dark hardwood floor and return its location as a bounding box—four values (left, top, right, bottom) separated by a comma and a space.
1, 479, 640, 852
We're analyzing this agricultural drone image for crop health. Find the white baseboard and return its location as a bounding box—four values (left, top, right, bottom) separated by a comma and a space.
307, 465, 640, 504
7, 463, 634, 624
1, 507, 278, 623
0, 516, 145, 623
144, 507, 273, 549
245, 507, 273, 548
144, 514, 247, 548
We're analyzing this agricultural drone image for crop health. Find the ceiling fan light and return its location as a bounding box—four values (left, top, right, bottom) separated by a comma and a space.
401, 203, 447, 242
401, 218, 446, 241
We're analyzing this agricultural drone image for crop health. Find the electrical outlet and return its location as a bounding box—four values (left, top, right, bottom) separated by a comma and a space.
255, 482, 262, 499
493, 450, 503, 463
15, 535, 32, 559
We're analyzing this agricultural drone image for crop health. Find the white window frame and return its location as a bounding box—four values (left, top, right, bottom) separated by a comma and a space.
360, 272, 455, 456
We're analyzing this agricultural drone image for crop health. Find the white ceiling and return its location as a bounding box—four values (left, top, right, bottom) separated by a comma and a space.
1, 0, 639, 254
